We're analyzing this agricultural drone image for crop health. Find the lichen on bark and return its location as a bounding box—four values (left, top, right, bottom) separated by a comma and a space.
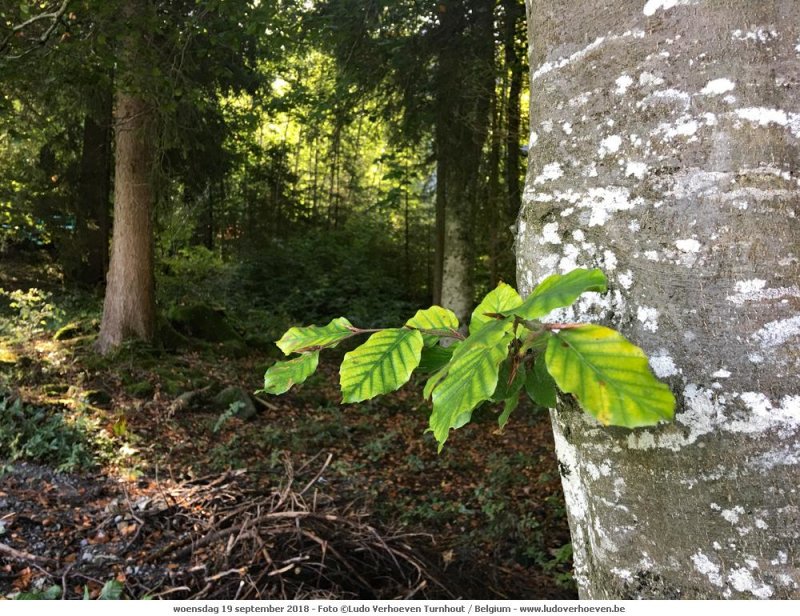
521, 0, 800, 599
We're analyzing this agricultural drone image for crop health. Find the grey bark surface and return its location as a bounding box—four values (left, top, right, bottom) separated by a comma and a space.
520, 0, 799, 599
432, 0, 495, 324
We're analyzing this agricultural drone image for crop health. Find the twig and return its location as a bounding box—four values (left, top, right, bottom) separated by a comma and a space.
0, 541, 58, 566
299, 453, 333, 496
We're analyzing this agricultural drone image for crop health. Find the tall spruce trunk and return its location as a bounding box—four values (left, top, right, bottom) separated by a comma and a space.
96, 1, 156, 354
519, 0, 799, 598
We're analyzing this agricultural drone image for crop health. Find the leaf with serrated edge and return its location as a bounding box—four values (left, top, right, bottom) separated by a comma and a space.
276, 317, 353, 355
430, 319, 512, 448
406, 306, 459, 346
526, 357, 557, 408
340, 329, 423, 403
545, 325, 675, 427
512, 269, 607, 321
262, 352, 319, 395
470, 282, 521, 334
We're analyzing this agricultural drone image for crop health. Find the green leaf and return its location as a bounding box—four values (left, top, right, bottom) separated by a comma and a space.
545, 325, 675, 427
498, 390, 520, 430
470, 282, 521, 334
406, 306, 459, 345
512, 269, 607, 321
525, 357, 558, 408
276, 317, 353, 355
492, 358, 526, 402
418, 344, 453, 373
261, 352, 319, 395
99, 579, 124, 600
430, 320, 513, 448
423, 364, 449, 400
340, 329, 424, 403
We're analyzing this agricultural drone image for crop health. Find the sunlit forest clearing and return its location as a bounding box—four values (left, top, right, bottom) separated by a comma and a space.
0, 0, 576, 600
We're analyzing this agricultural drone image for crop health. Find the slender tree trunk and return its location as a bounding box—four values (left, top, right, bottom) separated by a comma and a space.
503, 0, 524, 221
96, 1, 156, 354
520, 0, 800, 598
74, 81, 112, 286
433, 0, 495, 324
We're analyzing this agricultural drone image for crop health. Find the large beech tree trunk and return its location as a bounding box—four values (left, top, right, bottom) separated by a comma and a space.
519, 0, 799, 599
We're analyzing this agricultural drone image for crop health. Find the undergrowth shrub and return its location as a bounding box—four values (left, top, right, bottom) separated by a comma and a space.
0, 394, 115, 472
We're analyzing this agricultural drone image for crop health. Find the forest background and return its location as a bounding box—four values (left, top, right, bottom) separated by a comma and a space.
0, 0, 577, 600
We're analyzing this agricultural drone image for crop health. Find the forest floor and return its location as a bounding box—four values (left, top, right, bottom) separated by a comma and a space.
0, 252, 576, 600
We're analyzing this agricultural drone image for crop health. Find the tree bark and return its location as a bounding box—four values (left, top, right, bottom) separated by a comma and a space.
96, 1, 156, 354
433, 0, 495, 324
74, 82, 112, 286
520, 0, 799, 599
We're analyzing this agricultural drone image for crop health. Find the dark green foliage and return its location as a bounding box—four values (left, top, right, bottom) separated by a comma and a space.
0, 395, 101, 472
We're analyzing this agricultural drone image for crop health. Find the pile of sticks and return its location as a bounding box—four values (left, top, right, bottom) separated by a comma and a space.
93, 454, 450, 599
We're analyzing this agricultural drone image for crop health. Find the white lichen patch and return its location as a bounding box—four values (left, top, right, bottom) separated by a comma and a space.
639, 89, 692, 110
675, 238, 701, 253
625, 161, 648, 179
734, 107, 800, 138
643, 250, 659, 261
534, 162, 564, 185
721, 505, 744, 524
637, 306, 660, 332
728, 393, 800, 436
562, 122, 573, 135
540, 222, 562, 245
628, 384, 723, 451
611, 568, 633, 582
615, 74, 634, 95
618, 270, 633, 290
751, 444, 800, 471
643, 0, 697, 17
752, 315, 800, 348
639, 71, 665, 87
691, 551, 724, 587
732, 28, 778, 44
532, 31, 645, 82
700, 78, 735, 96
602, 249, 617, 271
577, 186, 644, 227
727, 280, 800, 305
550, 419, 588, 521
653, 115, 699, 140
711, 369, 731, 379
529, 131, 538, 148
728, 567, 774, 599
598, 135, 623, 157
650, 353, 678, 377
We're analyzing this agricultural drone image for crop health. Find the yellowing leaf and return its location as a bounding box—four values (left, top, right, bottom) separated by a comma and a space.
340, 329, 423, 403
406, 306, 459, 346
276, 317, 353, 355
545, 325, 675, 427
262, 352, 319, 395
